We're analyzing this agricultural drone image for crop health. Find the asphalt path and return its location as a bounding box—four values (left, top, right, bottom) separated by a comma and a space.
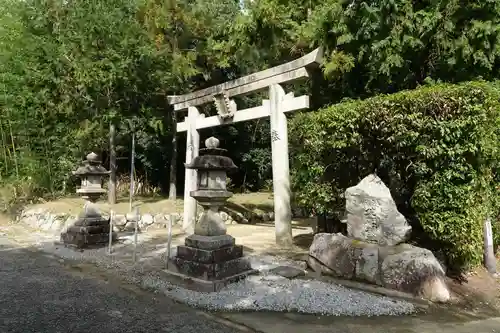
0, 237, 243, 333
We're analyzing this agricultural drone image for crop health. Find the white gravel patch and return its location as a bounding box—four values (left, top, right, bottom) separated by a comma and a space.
143, 274, 416, 316
29, 235, 416, 316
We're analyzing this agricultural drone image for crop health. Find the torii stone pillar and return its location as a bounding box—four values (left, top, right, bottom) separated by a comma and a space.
168, 48, 323, 247
269, 84, 293, 246
183, 106, 200, 235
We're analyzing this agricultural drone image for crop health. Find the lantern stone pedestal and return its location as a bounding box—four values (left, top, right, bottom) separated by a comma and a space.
60, 152, 117, 249
163, 137, 256, 292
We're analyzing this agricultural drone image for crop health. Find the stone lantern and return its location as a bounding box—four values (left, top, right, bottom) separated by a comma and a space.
164, 137, 256, 292
60, 152, 116, 248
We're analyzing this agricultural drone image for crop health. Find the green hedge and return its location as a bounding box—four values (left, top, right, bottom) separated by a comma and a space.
290, 81, 500, 271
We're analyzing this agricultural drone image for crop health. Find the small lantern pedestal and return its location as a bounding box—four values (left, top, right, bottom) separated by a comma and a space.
164, 137, 256, 292
61, 152, 116, 248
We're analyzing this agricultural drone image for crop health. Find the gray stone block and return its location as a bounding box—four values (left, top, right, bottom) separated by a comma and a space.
60, 231, 114, 248
184, 234, 235, 250
67, 225, 110, 235
73, 217, 110, 227
176, 245, 243, 264
268, 266, 306, 279
168, 257, 252, 281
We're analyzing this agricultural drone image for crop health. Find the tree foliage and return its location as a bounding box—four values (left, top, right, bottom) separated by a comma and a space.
0, 0, 499, 262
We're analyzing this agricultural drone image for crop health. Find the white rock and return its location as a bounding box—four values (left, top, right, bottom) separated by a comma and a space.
153, 214, 166, 225
124, 221, 139, 232
140, 214, 154, 226
355, 246, 380, 284
344, 174, 411, 246
220, 211, 230, 222
380, 244, 450, 302
48, 215, 68, 234
268, 266, 306, 279
112, 214, 127, 226
126, 212, 139, 222
308, 233, 356, 278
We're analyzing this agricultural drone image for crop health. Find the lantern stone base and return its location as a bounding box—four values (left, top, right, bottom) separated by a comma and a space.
60, 216, 117, 249
163, 234, 257, 292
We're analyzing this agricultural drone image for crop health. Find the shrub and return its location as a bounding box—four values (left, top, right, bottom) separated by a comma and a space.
290, 81, 500, 271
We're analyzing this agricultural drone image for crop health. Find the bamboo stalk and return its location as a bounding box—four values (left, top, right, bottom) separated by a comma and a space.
166, 213, 174, 269
108, 210, 114, 255
7, 118, 19, 179
133, 206, 139, 263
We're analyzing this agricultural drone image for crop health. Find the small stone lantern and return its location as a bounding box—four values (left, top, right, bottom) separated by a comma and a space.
164, 137, 256, 292
60, 152, 116, 248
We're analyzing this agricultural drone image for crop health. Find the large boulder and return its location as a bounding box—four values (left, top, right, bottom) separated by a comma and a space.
344, 174, 411, 246
379, 244, 450, 302
307, 233, 450, 302
309, 233, 377, 280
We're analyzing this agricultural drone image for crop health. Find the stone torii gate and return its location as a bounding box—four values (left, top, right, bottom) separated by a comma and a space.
168, 48, 323, 247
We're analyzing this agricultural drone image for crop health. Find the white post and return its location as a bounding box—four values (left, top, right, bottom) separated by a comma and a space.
484, 217, 497, 275
269, 84, 293, 247
129, 132, 136, 212
108, 210, 114, 255
133, 206, 139, 263
183, 106, 200, 235
166, 213, 174, 269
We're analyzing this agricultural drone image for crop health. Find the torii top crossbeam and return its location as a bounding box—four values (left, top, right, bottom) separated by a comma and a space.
167, 48, 323, 112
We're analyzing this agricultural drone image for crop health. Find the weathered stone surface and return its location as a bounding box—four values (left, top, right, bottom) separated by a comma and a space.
79, 202, 103, 218
60, 231, 111, 248
60, 217, 77, 234
67, 225, 110, 234
220, 208, 249, 224
176, 245, 243, 264
73, 217, 110, 227
307, 255, 337, 276
308, 233, 357, 278
184, 234, 235, 250
380, 244, 450, 302
140, 213, 155, 227
307, 233, 451, 302
112, 214, 127, 227
124, 221, 139, 232
344, 174, 411, 246
153, 214, 167, 226
354, 245, 380, 284
168, 257, 252, 281
195, 208, 227, 236
219, 211, 230, 222
126, 212, 140, 222
268, 266, 306, 279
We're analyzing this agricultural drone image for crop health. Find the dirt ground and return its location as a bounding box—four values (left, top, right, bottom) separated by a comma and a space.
446, 265, 500, 314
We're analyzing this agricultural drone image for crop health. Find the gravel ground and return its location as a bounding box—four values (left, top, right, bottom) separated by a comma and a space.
0, 237, 239, 333
25, 235, 417, 317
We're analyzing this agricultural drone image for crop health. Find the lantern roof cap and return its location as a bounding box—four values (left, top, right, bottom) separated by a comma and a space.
185, 137, 237, 171
72, 152, 110, 176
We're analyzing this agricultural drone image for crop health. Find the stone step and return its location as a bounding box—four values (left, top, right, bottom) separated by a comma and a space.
60, 231, 116, 248
73, 217, 110, 227
67, 225, 110, 234
168, 256, 252, 281
176, 244, 243, 264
